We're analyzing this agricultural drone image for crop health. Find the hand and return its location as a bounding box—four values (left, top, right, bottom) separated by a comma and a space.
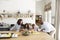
38, 29, 41, 31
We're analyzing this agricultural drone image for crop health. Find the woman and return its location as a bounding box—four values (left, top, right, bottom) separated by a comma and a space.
10, 19, 24, 32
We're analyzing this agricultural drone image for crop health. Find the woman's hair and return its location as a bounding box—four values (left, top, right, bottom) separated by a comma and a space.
24, 23, 30, 30
17, 19, 22, 25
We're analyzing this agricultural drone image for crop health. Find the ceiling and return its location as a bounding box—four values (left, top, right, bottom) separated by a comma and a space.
0, 0, 43, 1
36, 0, 42, 1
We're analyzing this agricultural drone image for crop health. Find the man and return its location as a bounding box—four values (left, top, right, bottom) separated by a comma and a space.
38, 19, 56, 37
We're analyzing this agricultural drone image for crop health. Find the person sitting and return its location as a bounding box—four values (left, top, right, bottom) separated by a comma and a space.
10, 19, 24, 32
23, 23, 30, 30
31, 24, 39, 31
38, 18, 56, 37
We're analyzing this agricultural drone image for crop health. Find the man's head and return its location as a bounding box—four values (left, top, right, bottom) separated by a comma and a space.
38, 19, 43, 25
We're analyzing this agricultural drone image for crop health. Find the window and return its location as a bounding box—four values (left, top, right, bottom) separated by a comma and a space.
45, 10, 52, 23
44, 2, 55, 25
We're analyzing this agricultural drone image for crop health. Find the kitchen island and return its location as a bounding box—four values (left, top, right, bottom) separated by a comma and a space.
0, 31, 55, 40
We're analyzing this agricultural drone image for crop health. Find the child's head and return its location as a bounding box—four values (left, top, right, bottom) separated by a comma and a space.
32, 24, 35, 29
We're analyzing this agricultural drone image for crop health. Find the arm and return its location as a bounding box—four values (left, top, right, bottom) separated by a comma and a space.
40, 25, 45, 32
10, 26, 15, 31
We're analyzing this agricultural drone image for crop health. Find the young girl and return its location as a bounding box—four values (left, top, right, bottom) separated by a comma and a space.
32, 24, 39, 31
24, 23, 30, 30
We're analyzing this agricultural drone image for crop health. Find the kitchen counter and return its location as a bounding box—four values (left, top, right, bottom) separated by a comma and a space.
0, 25, 10, 31
0, 31, 55, 40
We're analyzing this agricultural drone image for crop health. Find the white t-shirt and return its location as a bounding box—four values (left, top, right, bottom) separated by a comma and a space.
10, 24, 21, 32
41, 22, 55, 32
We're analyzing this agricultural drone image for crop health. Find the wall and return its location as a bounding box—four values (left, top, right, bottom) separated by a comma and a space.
36, 1, 44, 15
0, 0, 36, 24
36, 0, 56, 22
36, 0, 45, 21
51, 0, 56, 24
0, 0, 35, 13
1, 18, 35, 24
36, 0, 51, 20
0, 13, 35, 24
0, 0, 56, 24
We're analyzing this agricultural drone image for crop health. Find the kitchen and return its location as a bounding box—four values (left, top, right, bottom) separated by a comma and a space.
0, 0, 59, 40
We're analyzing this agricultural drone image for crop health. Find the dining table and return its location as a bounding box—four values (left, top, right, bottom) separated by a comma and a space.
0, 31, 55, 40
